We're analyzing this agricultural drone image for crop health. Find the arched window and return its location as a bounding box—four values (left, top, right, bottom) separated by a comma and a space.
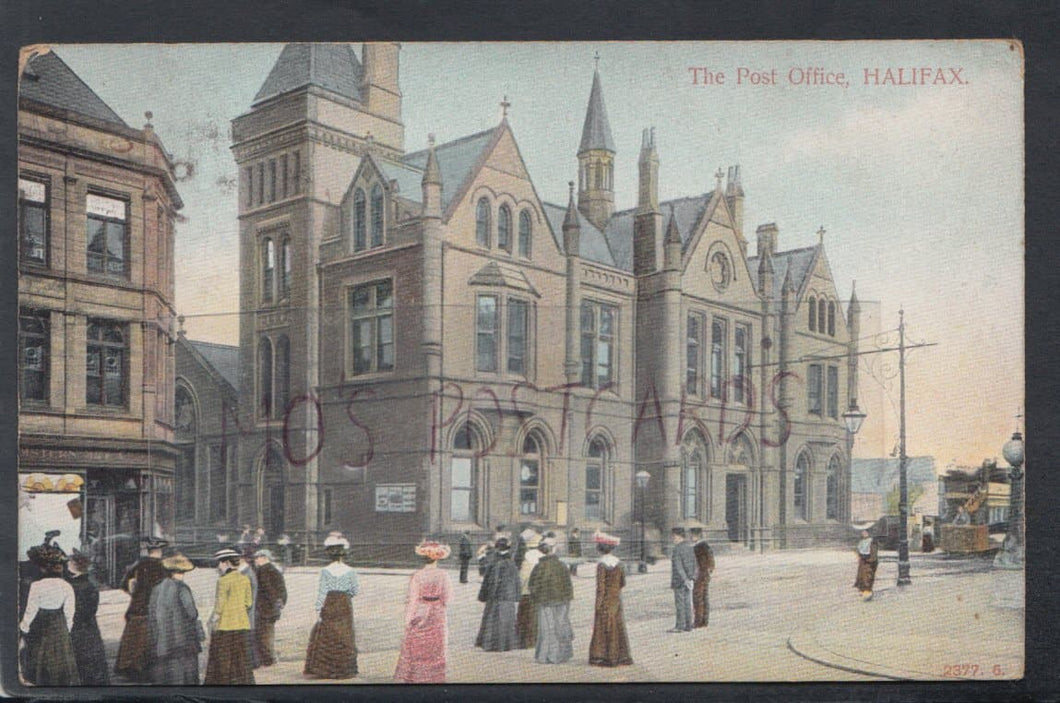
370, 184, 384, 247
274, 335, 290, 417
280, 237, 291, 299
262, 238, 275, 302
682, 432, 707, 520
827, 301, 836, 337
808, 296, 817, 331
520, 433, 542, 516
794, 453, 810, 521
518, 210, 532, 258
818, 299, 827, 335
826, 455, 841, 520
353, 188, 367, 251
476, 198, 491, 247
451, 424, 479, 524
585, 437, 609, 522
258, 337, 273, 418
498, 204, 512, 252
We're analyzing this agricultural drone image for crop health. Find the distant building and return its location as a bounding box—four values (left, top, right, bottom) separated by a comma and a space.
217, 43, 861, 559
850, 457, 938, 522
18, 49, 182, 585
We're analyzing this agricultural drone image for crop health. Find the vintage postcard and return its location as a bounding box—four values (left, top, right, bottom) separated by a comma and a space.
13, 40, 1023, 689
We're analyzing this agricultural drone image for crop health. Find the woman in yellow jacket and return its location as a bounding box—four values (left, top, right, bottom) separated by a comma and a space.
204, 548, 254, 685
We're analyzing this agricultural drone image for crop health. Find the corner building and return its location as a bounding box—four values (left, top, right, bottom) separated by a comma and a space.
230, 44, 860, 559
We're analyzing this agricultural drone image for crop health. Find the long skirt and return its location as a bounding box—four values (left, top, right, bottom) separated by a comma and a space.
114, 614, 151, 679
304, 592, 357, 679
589, 604, 632, 667
475, 601, 518, 652
204, 630, 255, 685
71, 619, 110, 685
394, 604, 448, 683
255, 617, 278, 667
150, 650, 200, 685
516, 595, 537, 649
854, 558, 878, 591
22, 608, 80, 686
534, 603, 574, 664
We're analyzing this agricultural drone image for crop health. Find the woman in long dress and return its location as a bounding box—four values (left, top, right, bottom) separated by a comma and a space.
66, 553, 109, 685
394, 541, 453, 683
148, 553, 204, 685
304, 536, 360, 679
527, 537, 574, 664
204, 548, 254, 685
515, 532, 541, 649
20, 545, 79, 685
475, 537, 520, 651
588, 533, 632, 667
853, 530, 879, 600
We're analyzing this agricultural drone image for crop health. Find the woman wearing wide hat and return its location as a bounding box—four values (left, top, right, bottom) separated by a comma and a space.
204, 548, 254, 685
394, 540, 453, 683
115, 536, 169, 681
66, 552, 109, 685
148, 553, 204, 685
304, 535, 360, 679
20, 545, 79, 685
588, 531, 633, 667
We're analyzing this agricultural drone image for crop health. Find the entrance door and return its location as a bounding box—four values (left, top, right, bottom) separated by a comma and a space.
725, 474, 747, 543
266, 484, 285, 536
85, 494, 116, 587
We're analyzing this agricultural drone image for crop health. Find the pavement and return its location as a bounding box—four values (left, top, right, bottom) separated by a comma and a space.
90, 547, 1022, 684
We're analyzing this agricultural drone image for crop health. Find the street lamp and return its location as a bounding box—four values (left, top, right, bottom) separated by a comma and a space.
994, 430, 1024, 569
843, 402, 867, 436
635, 470, 650, 574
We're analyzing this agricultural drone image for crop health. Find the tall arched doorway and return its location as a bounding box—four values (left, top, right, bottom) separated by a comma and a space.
261, 445, 286, 537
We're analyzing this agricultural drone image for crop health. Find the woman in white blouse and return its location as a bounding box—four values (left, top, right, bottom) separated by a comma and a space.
303, 535, 360, 679
19, 545, 79, 685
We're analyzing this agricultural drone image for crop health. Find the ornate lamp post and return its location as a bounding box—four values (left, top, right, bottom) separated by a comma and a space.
843, 402, 867, 436
635, 470, 650, 573
994, 430, 1024, 569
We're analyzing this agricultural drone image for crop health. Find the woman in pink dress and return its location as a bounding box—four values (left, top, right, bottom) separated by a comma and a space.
394, 541, 452, 684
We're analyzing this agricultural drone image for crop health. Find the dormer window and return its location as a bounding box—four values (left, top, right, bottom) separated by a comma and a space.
352, 182, 385, 252
370, 184, 384, 247
353, 188, 367, 250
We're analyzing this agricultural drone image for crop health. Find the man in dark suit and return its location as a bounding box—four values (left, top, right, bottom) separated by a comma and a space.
667, 528, 697, 633
689, 527, 716, 628
253, 549, 287, 667
458, 531, 473, 584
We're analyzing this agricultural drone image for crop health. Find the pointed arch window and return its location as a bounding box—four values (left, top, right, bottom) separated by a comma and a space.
262, 238, 275, 303
827, 301, 836, 337
275, 335, 290, 417
370, 184, 384, 247
826, 455, 841, 520
585, 437, 609, 522
794, 453, 809, 521
353, 188, 367, 251
808, 297, 817, 331
682, 433, 707, 520
818, 299, 827, 335
518, 210, 532, 258
476, 198, 491, 247
498, 204, 512, 252
258, 337, 273, 418
520, 434, 542, 516
280, 238, 292, 299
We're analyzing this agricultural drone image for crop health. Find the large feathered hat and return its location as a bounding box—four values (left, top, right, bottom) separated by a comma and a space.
414, 541, 451, 561
593, 530, 621, 547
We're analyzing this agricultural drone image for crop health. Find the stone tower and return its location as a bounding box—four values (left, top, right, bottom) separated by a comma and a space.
577, 67, 615, 231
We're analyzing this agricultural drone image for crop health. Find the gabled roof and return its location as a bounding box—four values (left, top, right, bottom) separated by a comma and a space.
747, 246, 818, 301
578, 70, 615, 154
187, 340, 240, 391
851, 457, 937, 494
403, 127, 498, 211
253, 43, 363, 106
468, 261, 540, 297
541, 202, 615, 268
377, 159, 426, 202
20, 51, 128, 127
601, 193, 713, 272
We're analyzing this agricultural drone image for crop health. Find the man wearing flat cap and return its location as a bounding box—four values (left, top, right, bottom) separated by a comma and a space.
115, 536, 169, 681
253, 549, 287, 667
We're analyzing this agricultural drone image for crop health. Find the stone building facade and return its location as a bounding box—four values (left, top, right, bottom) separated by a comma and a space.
17, 49, 183, 585
223, 43, 860, 559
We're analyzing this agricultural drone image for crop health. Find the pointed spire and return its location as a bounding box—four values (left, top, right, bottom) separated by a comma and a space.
665, 207, 681, 245
758, 246, 774, 275
563, 181, 580, 231
848, 280, 861, 313
578, 67, 615, 154
422, 133, 441, 186
782, 265, 796, 296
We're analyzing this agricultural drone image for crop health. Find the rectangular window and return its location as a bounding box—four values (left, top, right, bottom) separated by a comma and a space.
292, 152, 301, 194
86, 318, 127, 407
19, 177, 49, 266
519, 458, 539, 515
507, 299, 528, 375
686, 313, 703, 396
257, 163, 265, 204
581, 301, 616, 389
451, 456, 474, 522
711, 318, 727, 399
268, 160, 277, 202
321, 488, 334, 526
281, 155, 289, 198
585, 462, 602, 521
86, 193, 128, 277
808, 364, 823, 416
209, 445, 226, 523
245, 167, 254, 207
734, 324, 749, 404
349, 280, 394, 375
476, 295, 499, 372
19, 308, 49, 402
827, 365, 839, 419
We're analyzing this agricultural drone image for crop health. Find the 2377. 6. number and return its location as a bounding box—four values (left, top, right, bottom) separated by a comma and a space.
942, 664, 1006, 677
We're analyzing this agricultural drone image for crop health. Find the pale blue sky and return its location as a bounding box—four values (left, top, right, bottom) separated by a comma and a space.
50, 41, 1023, 465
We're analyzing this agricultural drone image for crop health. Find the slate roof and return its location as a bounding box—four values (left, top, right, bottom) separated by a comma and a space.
468, 262, 540, 297
578, 70, 615, 154
747, 246, 818, 299
540, 202, 616, 267
404, 127, 498, 211
20, 51, 128, 127
188, 341, 240, 391
851, 457, 937, 494
376, 159, 425, 202
600, 193, 713, 272
253, 43, 363, 106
